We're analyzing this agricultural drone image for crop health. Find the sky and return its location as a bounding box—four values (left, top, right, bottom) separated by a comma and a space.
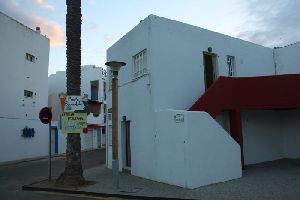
0, 0, 299, 75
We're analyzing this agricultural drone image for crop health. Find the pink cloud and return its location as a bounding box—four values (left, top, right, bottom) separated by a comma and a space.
33, 0, 54, 11
34, 16, 65, 46
0, 0, 64, 47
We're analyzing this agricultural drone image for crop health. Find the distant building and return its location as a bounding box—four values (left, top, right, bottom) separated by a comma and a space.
106, 15, 300, 188
48, 65, 107, 154
0, 12, 50, 162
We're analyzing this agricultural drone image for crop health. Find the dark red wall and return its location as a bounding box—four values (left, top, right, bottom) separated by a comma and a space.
189, 74, 300, 117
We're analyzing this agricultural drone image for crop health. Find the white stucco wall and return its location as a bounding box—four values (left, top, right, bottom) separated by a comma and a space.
0, 119, 49, 162
149, 15, 275, 111
154, 110, 241, 188
282, 110, 300, 158
106, 14, 300, 188
106, 16, 153, 171
242, 110, 300, 165
242, 111, 284, 165
274, 42, 300, 74
0, 12, 49, 162
106, 77, 155, 178
215, 111, 231, 133
48, 71, 66, 121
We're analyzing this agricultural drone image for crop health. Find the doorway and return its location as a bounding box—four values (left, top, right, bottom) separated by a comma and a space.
122, 117, 131, 169
203, 52, 218, 90
84, 129, 94, 150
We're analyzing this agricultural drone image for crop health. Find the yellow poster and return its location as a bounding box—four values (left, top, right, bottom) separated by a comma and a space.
61, 112, 87, 134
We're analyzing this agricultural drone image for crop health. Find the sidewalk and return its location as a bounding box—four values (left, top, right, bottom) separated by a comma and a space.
23, 159, 300, 200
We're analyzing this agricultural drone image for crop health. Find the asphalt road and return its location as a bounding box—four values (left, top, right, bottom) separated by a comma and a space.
0, 148, 113, 200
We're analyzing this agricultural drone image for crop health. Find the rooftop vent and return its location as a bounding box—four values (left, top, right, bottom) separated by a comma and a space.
36, 27, 41, 34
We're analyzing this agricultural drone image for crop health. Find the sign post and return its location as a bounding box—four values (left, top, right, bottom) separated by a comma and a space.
39, 107, 52, 181
48, 121, 52, 181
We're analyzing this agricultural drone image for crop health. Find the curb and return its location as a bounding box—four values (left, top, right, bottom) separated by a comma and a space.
22, 182, 194, 200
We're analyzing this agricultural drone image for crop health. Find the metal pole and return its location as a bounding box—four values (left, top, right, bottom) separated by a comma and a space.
48, 122, 52, 181
112, 74, 119, 188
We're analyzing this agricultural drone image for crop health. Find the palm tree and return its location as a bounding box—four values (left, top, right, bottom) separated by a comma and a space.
56, 0, 85, 186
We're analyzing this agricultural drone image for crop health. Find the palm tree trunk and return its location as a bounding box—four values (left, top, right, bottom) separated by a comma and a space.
56, 0, 85, 186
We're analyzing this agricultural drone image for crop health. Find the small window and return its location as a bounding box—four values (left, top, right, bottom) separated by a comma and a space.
108, 125, 112, 146
227, 55, 236, 77
132, 49, 148, 79
102, 69, 107, 78
103, 106, 107, 123
107, 70, 112, 91
24, 90, 33, 98
107, 108, 112, 121
103, 81, 106, 100
90, 80, 99, 101
26, 53, 36, 62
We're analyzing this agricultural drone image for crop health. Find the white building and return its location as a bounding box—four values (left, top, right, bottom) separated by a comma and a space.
0, 12, 50, 163
48, 65, 107, 154
106, 15, 300, 188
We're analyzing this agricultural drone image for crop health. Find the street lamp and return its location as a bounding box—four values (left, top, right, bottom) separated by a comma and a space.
105, 61, 126, 188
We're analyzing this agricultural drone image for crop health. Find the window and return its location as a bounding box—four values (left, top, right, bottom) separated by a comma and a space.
107, 70, 112, 91
24, 90, 33, 98
102, 68, 107, 78
103, 81, 106, 100
103, 104, 107, 123
108, 108, 112, 121
90, 80, 99, 101
227, 55, 236, 77
132, 49, 148, 79
108, 125, 112, 146
26, 53, 36, 62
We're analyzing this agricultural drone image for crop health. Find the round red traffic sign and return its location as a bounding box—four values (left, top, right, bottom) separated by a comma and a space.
39, 107, 52, 124
83, 128, 88, 134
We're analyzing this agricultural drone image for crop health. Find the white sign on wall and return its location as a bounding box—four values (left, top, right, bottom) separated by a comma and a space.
174, 114, 184, 123
64, 95, 85, 112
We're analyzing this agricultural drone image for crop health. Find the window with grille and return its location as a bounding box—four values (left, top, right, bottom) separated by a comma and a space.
132, 49, 148, 79
26, 53, 36, 62
227, 55, 236, 77
24, 90, 34, 98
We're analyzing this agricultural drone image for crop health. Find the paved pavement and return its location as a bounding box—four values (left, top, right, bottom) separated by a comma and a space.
0, 148, 114, 200
24, 158, 300, 200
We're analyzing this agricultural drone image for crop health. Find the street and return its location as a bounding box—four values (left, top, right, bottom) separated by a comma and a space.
0, 148, 119, 200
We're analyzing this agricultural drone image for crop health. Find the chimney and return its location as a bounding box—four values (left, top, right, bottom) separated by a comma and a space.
36, 27, 41, 34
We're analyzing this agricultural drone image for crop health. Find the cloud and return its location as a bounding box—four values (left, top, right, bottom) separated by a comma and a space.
0, 0, 64, 47
103, 34, 115, 42
33, 0, 54, 11
34, 16, 64, 46
87, 0, 96, 5
236, 0, 300, 47
86, 21, 102, 32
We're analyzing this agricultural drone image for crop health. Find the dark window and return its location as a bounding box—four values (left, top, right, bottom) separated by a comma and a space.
24, 90, 33, 98
26, 53, 36, 62
227, 55, 236, 77
90, 80, 99, 101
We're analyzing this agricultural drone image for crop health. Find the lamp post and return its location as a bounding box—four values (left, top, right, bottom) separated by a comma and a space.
105, 61, 126, 188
